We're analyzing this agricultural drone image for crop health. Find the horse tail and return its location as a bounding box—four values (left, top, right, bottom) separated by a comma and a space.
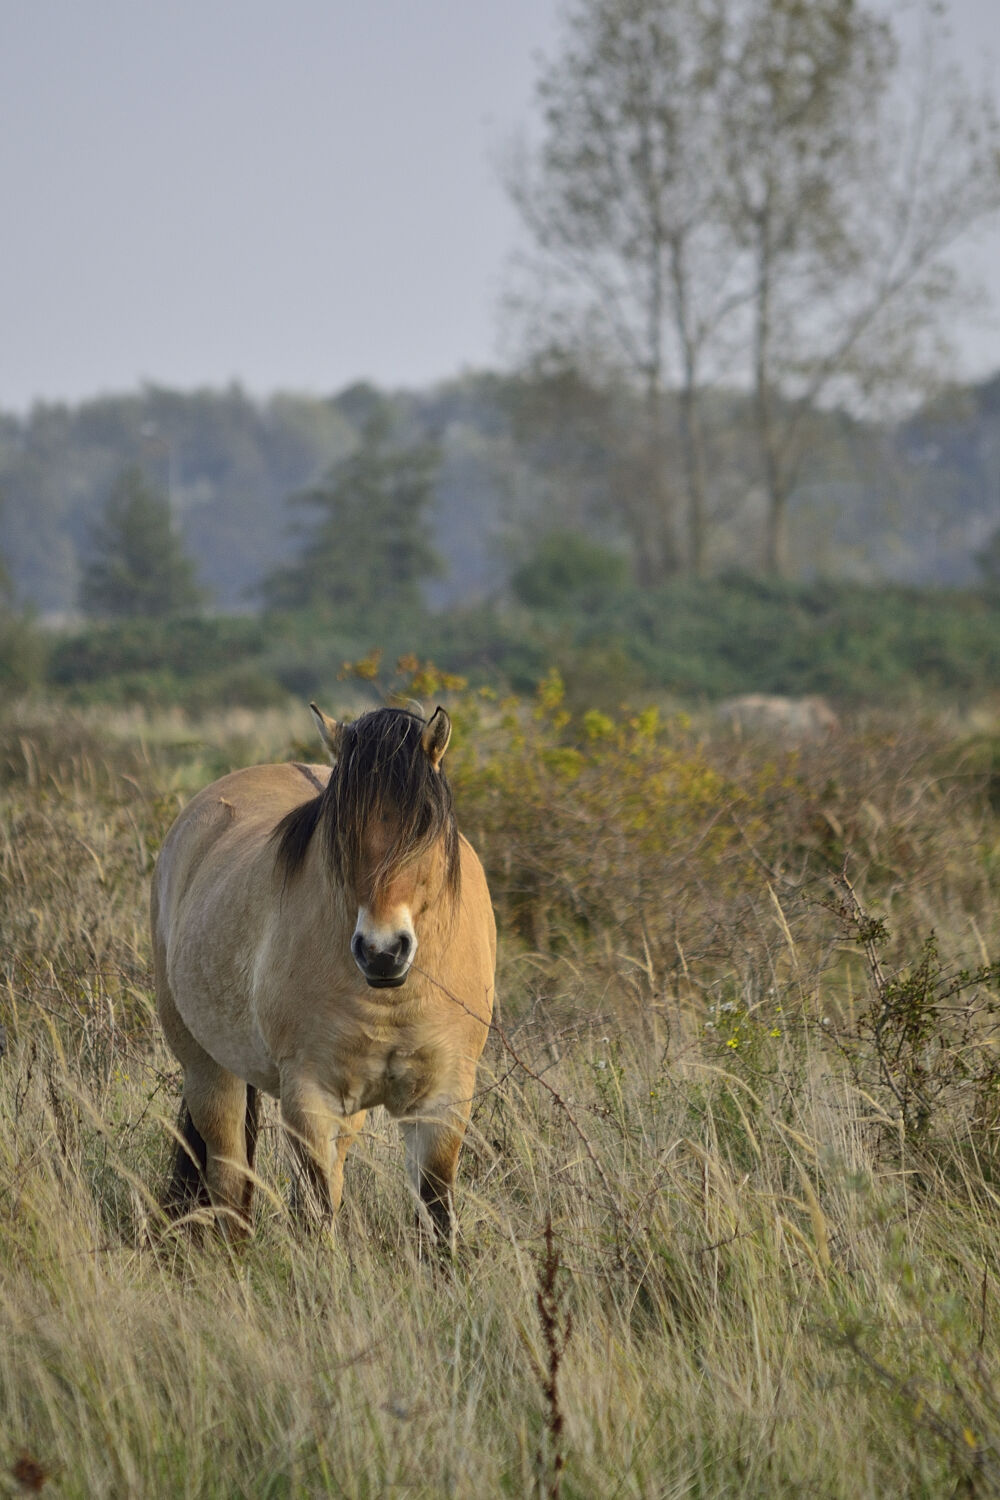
162, 1099, 210, 1217
243, 1085, 259, 1217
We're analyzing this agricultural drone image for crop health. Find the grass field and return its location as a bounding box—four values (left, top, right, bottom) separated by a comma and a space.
4, 685, 1000, 1497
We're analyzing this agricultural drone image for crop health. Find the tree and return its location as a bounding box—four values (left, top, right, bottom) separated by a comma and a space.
511, 529, 630, 609
506, 0, 737, 579
80, 466, 204, 618
0, 496, 47, 694
263, 408, 443, 619
718, 0, 1000, 573
0, 498, 10, 602
507, 0, 1000, 578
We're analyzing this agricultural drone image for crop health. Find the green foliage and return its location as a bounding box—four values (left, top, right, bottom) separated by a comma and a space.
49, 615, 268, 684
80, 466, 204, 619
0, 503, 47, 696
576, 575, 1000, 702
976, 524, 1000, 587
0, 387, 357, 613
834, 879, 1000, 1141
48, 615, 278, 708
428, 576, 1000, 707
262, 408, 443, 620
36, 572, 1000, 713
510, 530, 629, 609
350, 655, 748, 956
2, 372, 1000, 619
0, 607, 48, 696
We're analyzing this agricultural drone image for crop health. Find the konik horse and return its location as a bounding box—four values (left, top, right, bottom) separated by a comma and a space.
151, 703, 496, 1250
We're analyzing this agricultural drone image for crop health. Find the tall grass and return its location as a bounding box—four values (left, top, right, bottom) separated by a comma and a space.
3, 693, 1000, 1496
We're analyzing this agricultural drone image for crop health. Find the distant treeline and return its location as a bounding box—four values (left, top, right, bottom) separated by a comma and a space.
1, 370, 1000, 617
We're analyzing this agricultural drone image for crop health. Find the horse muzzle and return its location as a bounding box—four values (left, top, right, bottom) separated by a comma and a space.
351, 926, 415, 989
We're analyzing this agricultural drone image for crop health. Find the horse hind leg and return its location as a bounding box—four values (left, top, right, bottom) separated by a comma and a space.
187, 1068, 257, 1236
165, 1085, 259, 1215
156, 971, 258, 1236
244, 1085, 260, 1212
161, 1065, 256, 1238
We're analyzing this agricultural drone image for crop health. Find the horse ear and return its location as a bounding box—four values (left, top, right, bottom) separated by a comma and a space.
309, 702, 344, 763
421, 707, 451, 771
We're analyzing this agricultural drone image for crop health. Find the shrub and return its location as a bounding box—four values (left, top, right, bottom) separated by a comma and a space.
0, 608, 47, 696
510, 531, 630, 610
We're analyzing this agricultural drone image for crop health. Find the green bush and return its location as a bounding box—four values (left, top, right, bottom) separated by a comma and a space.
48, 615, 271, 688
510, 531, 630, 610
39, 578, 1000, 711
580, 577, 1000, 702
0, 609, 48, 696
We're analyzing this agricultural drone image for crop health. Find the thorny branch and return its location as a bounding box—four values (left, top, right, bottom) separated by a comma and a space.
414, 964, 621, 1222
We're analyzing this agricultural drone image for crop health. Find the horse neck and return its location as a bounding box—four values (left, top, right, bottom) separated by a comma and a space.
290, 809, 353, 923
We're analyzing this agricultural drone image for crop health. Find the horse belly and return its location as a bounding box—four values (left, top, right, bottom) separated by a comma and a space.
166, 911, 282, 1094
204, 1024, 280, 1096
173, 974, 282, 1095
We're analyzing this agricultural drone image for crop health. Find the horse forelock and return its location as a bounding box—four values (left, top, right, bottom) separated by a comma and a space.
275, 708, 460, 900
327, 708, 460, 901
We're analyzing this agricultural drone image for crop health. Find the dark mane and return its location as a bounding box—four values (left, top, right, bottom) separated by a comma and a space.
273, 708, 460, 898
273, 791, 325, 880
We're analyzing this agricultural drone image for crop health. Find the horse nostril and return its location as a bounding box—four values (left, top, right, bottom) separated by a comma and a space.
393, 932, 412, 965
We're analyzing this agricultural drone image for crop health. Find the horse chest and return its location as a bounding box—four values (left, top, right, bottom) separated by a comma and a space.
327, 1028, 442, 1118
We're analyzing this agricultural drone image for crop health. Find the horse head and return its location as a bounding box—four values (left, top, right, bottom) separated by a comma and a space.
310, 702, 458, 989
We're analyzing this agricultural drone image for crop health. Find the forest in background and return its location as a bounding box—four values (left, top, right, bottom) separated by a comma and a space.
1, 369, 1000, 711
2, 369, 1000, 620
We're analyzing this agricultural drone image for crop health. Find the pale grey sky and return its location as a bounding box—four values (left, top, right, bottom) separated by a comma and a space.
1, 0, 996, 413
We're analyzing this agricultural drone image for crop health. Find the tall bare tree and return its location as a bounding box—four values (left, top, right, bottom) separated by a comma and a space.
506, 0, 1000, 578
505, 0, 741, 579
719, 0, 1000, 573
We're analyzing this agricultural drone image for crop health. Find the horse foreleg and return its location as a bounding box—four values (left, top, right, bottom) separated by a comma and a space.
402, 1101, 470, 1257
280, 1075, 352, 1229
331, 1110, 366, 1213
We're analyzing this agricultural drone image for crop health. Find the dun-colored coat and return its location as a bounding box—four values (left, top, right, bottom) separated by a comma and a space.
151, 704, 496, 1249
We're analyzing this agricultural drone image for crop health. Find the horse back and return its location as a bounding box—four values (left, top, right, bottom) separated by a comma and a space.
154, 762, 328, 905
